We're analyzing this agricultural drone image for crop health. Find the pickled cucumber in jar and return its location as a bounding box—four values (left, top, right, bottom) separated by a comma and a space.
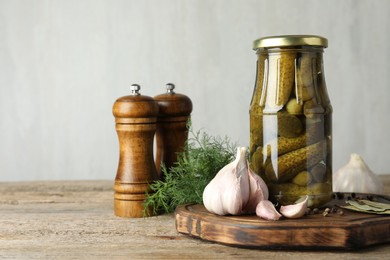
249, 35, 332, 208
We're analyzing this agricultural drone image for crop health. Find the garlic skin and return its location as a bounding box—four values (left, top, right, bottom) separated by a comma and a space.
202, 147, 250, 215
333, 154, 384, 194
243, 167, 269, 213
279, 196, 308, 219
256, 200, 281, 221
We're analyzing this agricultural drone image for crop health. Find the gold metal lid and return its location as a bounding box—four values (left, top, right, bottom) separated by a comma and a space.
253, 35, 328, 50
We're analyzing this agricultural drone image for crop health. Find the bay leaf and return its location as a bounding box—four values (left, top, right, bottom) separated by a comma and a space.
346, 200, 385, 212
358, 199, 390, 210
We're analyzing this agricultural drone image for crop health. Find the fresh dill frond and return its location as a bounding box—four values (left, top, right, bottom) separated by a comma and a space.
144, 128, 236, 215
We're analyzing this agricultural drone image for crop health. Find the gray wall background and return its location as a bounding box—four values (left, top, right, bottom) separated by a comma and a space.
1, 0, 389, 181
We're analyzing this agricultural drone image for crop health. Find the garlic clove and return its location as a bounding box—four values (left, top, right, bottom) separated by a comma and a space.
279, 196, 308, 219
256, 200, 281, 221
243, 166, 269, 213
333, 153, 384, 194
202, 147, 250, 215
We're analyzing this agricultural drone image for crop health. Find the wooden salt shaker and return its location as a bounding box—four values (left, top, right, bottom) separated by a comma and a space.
154, 83, 193, 179
112, 84, 158, 218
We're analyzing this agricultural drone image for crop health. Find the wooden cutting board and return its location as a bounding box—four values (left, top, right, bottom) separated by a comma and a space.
175, 203, 390, 250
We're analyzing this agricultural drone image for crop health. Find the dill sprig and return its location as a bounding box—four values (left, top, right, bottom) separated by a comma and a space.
144, 128, 236, 215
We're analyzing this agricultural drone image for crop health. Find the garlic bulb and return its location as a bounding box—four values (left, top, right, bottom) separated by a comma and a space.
256, 200, 281, 221
279, 196, 308, 219
333, 154, 384, 194
243, 168, 269, 213
202, 147, 250, 215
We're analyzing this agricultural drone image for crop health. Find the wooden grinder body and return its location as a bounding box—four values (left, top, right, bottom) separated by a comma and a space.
154, 85, 193, 179
113, 88, 158, 218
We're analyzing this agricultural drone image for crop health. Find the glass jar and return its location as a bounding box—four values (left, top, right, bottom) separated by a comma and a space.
249, 35, 332, 208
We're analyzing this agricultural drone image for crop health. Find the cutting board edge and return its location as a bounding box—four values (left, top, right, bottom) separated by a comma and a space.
175, 203, 390, 250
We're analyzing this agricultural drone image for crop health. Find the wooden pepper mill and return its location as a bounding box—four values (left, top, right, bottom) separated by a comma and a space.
112, 84, 159, 218
154, 83, 193, 179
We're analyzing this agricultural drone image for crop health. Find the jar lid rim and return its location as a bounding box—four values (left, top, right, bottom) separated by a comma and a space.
253, 35, 328, 49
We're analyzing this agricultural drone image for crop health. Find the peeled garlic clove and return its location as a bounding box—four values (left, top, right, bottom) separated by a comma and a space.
202, 147, 250, 215
243, 167, 269, 213
333, 153, 384, 194
256, 200, 281, 221
280, 196, 308, 219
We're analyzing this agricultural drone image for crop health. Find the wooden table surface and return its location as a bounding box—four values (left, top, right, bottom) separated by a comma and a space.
1, 176, 389, 259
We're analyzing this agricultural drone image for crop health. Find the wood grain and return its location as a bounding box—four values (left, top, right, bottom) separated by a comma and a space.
0, 177, 389, 258
175, 203, 390, 249
112, 90, 159, 218
154, 87, 192, 180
